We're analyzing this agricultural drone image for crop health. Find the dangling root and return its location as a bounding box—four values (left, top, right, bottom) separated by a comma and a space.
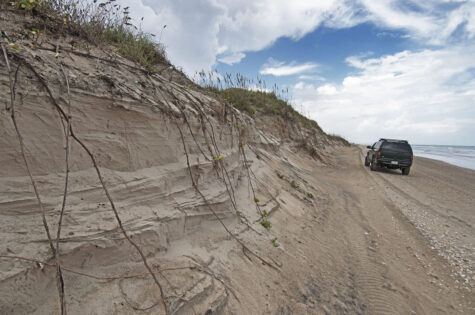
2, 44, 67, 315
7, 51, 169, 314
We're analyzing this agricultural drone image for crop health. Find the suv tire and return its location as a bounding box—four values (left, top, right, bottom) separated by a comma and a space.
401, 167, 410, 176
364, 156, 370, 166
370, 157, 377, 171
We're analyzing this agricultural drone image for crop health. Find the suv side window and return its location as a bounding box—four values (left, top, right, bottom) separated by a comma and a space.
374, 140, 382, 150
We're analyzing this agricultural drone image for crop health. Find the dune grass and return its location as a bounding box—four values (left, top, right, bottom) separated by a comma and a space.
327, 133, 351, 146
8, 0, 167, 69
219, 87, 323, 132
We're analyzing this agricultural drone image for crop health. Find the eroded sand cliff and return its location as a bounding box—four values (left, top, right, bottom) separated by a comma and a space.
1, 7, 474, 315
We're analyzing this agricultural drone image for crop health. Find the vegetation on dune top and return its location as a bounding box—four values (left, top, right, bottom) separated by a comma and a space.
327, 133, 351, 146
218, 87, 350, 146
101, 25, 166, 71
194, 71, 327, 134
219, 87, 323, 131
194, 71, 350, 145
5, 0, 168, 70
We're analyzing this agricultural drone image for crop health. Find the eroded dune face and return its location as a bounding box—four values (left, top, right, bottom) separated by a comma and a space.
4, 8, 472, 315
0, 12, 337, 313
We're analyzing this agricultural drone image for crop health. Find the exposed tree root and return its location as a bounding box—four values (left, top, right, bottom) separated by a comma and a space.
175, 120, 279, 271
8, 52, 169, 314
2, 44, 67, 315
0, 255, 197, 282
184, 255, 240, 303
119, 278, 161, 311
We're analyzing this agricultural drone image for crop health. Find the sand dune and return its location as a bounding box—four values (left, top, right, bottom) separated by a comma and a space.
1, 8, 474, 314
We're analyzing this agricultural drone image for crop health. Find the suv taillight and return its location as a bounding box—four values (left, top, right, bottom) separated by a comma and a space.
411, 156, 413, 161
377, 151, 382, 158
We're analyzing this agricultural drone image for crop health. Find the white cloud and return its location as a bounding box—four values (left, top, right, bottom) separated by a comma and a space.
317, 84, 338, 95
441, 1, 475, 40
117, 0, 475, 74
360, 0, 475, 44
360, 0, 437, 36
298, 75, 326, 81
260, 59, 319, 76
293, 46, 475, 145
218, 52, 246, 65
295, 82, 306, 90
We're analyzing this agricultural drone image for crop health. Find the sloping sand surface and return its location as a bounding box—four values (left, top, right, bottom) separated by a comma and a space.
2, 137, 474, 314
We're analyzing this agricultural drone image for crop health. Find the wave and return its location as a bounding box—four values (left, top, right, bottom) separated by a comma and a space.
412, 145, 475, 170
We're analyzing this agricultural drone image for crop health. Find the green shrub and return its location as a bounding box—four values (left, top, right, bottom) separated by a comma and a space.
290, 181, 298, 189
213, 155, 223, 162
11, 0, 42, 11
261, 220, 271, 229
27, 0, 168, 69
102, 27, 166, 69
216, 88, 322, 131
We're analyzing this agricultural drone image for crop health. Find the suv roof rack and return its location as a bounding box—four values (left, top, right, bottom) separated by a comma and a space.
379, 138, 408, 143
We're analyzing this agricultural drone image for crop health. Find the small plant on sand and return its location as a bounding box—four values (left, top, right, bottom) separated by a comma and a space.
307, 192, 314, 199
11, 0, 42, 11
290, 181, 298, 189
261, 220, 271, 229
24, 28, 45, 45
26, 28, 44, 36
277, 173, 284, 179
213, 155, 223, 162
262, 210, 268, 217
4, 39, 19, 51
254, 196, 260, 203
271, 238, 279, 247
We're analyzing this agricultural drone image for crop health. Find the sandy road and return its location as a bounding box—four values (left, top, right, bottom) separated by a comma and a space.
223, 144, 475, 314
307, 146, 475, 314
357, 146, 474, 287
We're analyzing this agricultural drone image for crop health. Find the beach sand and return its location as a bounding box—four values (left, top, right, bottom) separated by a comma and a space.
1, 141, 473, 314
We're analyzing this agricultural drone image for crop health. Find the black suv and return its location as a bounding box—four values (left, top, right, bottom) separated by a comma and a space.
364, 139, 413, 175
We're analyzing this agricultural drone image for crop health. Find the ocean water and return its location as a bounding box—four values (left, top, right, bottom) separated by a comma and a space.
412, 145, 475, 171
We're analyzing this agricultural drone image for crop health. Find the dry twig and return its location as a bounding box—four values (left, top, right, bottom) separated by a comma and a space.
0, 255, 196, 281
175, 121, 278, 271
11, 53, 169, 314
1, 44, 67, 315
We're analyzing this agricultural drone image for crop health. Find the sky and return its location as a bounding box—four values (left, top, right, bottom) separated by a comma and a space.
118, 0, 475, 145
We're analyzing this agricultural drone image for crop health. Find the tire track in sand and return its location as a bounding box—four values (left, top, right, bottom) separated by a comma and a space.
340, 189, 406, 315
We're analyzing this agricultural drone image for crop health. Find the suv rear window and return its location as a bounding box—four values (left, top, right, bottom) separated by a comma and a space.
382, 142, 412, 153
